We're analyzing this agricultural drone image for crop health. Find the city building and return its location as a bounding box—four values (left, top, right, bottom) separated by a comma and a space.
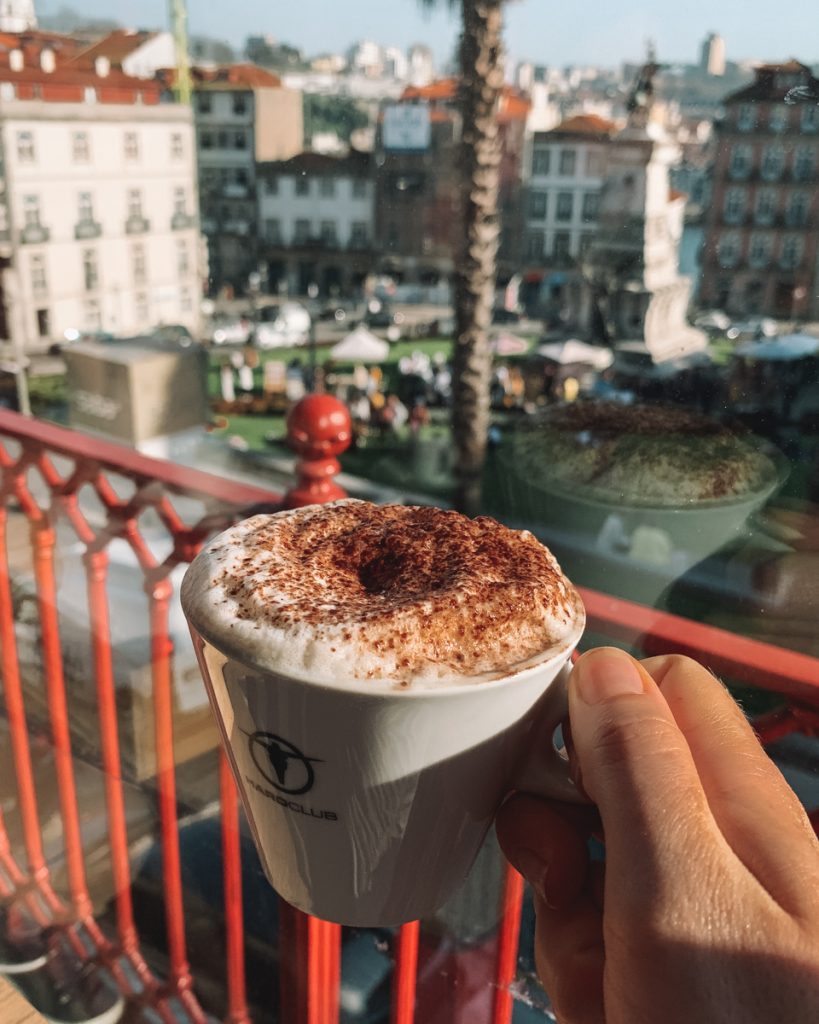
0, 35, 202, 353
700, 32, 726, 77
407, 44, 434, 87
256, 150, 374, 295
700, 61, 819, 320
190, 63, 303, 293
522, 114, 615, 269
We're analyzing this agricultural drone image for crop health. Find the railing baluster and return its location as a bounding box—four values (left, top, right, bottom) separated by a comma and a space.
30, 519, 93, 921
491, 866, 525, 1024
390, 920, 419, 1024
220, 750, 251, 1024
147, 571, 206, 1022
279, 908, 341, 1024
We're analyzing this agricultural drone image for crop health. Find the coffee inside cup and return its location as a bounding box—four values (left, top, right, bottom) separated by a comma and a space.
181, 500, 584, 689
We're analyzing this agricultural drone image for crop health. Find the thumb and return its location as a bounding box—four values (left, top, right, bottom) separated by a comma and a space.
568, 648, 717, 892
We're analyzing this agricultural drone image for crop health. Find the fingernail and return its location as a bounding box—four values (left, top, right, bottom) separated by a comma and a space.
512, 849, 550, 906
575, 648, 645, 705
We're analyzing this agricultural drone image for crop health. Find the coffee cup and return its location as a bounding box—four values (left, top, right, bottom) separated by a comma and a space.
181, 503, 585, 926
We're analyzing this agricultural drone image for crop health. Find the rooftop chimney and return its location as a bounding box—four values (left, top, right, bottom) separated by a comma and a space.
95, 56, 111, 78
9, 50, 23, 72
40, 49, 55, 73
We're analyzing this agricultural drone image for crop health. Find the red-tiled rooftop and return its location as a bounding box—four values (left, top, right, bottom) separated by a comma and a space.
192, 63, 283, 89
399, 77, 530, 121
551, 114, 616, 135
71, 29, 157, 68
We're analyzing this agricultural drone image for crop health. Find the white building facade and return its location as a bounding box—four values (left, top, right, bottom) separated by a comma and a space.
0, 101, 202, 350
523, 115, 615, 266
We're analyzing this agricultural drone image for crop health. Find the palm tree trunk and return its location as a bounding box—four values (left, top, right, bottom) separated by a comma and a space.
452, 0, 504, 516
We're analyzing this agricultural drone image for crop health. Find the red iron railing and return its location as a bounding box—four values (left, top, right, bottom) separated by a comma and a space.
0, 408, 817, 1024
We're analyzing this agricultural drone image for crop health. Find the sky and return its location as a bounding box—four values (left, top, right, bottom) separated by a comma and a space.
38, 0, 819, 69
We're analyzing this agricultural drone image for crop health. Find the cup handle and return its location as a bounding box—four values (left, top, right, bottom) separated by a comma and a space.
512, 661, 585, 804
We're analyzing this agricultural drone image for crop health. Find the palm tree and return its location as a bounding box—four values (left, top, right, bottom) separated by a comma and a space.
420, 0, 506, 515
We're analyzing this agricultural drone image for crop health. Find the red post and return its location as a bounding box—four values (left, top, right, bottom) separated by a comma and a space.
390, 921, 420, 1024
220, 751, 251, 1024
283, 395, 352, 508
491, 866, 525, 1024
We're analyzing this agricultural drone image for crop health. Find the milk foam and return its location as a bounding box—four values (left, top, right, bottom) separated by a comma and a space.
181, 501, 584, 689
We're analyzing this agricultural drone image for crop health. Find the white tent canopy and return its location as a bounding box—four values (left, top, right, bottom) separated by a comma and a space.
535, 339, 614, 369
330, 326, 390, 363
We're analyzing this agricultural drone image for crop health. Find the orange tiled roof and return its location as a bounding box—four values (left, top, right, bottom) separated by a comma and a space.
756, 59, 807, 73
72, 29, 157, 68
401, 77, 457, 101
669, 188, 687, 202
552, 114, 616, 135
192, 63, 282, 89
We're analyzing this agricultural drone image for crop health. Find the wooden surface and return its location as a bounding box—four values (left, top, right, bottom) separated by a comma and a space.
0, 975, 48, 1023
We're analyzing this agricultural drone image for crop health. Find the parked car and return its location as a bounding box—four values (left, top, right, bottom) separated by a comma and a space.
254, 302, 311, 349
727, 317, 778, 341
210, 315, 252, 346
151, 323, 196, 348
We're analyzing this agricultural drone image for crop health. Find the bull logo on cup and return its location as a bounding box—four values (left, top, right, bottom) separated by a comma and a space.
248, 732, 323, 795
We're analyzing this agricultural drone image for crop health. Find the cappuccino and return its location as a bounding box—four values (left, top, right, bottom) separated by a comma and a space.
181, 500, 583, 688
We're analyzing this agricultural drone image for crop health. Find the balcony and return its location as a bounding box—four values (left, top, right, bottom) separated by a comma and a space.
171, 211, 198, 231
0, 410, 816, 1024
19, 223, 49, 244
74, 219, 102, 241
125, 215, 150, 235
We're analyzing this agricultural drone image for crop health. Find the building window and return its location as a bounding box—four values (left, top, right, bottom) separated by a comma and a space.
84, 299, 102, 330
801, 106, 819, 133
555, 192, 573, 222
84, 87, 97, 104
22, 194, 41, 227
579, 232, 595, 256
180, 286, 193, 313
531, 148, 550, 176
36, 308, 50, 338
177, 239, 190, 277
526, 230, 544, 261
729, 144, 753, 180
294, 218, 310, 243
16, 131, 35, 163
200, 131, 213, 150
83, 248, 99, 291
264, 218, 281, 242
780, 235, 803, 269
320, 220, 337, 244
528, 190, 547, 219
131, 243, 146, 285
124, 131, 139, 162
30, 254, 47, 297
737, 104, 756, 132
786, 191, 810, 228
350, 221, 368, 246
581, 191, 600, 221
769, 105, 788, 133
553, 232, 571, 261
72, 131, 90, 162
135, 292, 149, 324
723, 187, 747, 225
748, 233, 772, 269
264, 177, 278, 195
216, 130, 228, 149
760, 145, 785, 182
174, 187, 187, 215
234, 131, 247, 150
793, 146, 816, 182
295, 176, 309, 196
559, 149, 576, 176
128, 189, 143, 218
232, 93, 248, 115
320, 178, 335, 197
586, 150, 605, 177
717, 231, 741, 269
197, 92, 212, 114
755, 189, 777, 226
171, 132, 184, 159
78, 191, 94, 223
352, 179, 367, 198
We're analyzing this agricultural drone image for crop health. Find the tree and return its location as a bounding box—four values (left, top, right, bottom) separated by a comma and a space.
421, 0, 505, 515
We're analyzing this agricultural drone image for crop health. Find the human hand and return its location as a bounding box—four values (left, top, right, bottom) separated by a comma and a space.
496, 647, 819, 1024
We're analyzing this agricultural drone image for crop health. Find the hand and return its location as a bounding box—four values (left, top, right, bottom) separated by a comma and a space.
496, 647, 819, 1024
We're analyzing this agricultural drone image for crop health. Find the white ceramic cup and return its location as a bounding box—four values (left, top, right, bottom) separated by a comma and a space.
185, 615, 584, 927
